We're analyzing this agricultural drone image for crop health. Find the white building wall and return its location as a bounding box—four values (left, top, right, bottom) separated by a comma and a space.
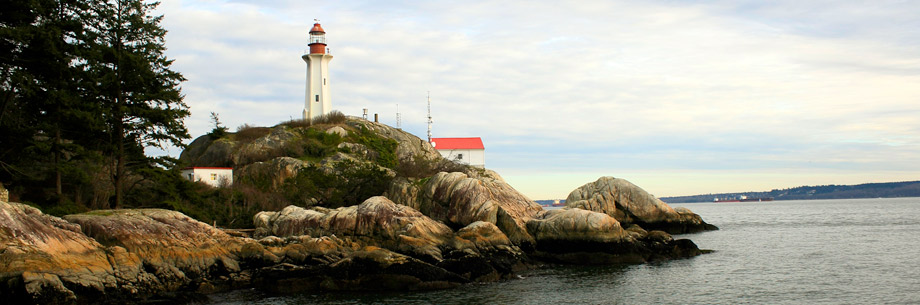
181, 168, 233, 187
437, 149, 485, 168
303, 53, 333, 121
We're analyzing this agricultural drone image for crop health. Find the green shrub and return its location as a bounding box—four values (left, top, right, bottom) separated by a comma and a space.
234, 124, 271, 143
280, 160, 393, 208
348, 126, 398, 169
397, 153, 470, 178
279, 110, 346, 128
313, 110, 346, 125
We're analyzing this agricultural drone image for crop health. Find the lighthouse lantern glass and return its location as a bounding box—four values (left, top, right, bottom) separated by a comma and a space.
310, 33, 325, 44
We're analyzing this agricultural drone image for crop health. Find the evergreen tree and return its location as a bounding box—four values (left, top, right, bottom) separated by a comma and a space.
81, 0, 189, 208
0, 0, 94, 204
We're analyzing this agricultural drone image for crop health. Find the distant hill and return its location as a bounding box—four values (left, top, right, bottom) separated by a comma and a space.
534, 199, 566, 207
660, 180, 920, 203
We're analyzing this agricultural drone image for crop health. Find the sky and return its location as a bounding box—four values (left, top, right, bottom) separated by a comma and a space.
153, 0, 920, 199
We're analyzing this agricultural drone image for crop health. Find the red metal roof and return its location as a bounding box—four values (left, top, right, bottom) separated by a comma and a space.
430, 137, 484, 150
310, 23, 325, 33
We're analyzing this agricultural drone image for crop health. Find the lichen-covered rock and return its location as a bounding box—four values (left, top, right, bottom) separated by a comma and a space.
453, 221, 513, 251
0, 201, 116, 303
254, 196, 454, 261
566, 177, 717, 233
63, 209, 244, 297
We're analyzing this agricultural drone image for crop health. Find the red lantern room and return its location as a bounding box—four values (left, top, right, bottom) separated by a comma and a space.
308, 22, 327, 54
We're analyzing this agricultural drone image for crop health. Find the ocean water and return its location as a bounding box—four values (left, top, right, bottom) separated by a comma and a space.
208, 198, 920, 304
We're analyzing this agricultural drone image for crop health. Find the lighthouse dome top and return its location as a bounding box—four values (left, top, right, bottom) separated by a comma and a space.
310, 22, 325, 34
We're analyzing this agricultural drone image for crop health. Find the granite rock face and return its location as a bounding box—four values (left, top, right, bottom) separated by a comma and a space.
0, 201, 115, 304
566, 176, 718, 233
63, 209, 245, 295
387, 170, 545, 249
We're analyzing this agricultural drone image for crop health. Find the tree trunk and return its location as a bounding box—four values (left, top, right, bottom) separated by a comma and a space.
111, 4, 124, 209
55, 127, 63, 202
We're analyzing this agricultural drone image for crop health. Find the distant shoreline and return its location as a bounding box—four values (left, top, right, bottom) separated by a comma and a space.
659, 180, 920, 203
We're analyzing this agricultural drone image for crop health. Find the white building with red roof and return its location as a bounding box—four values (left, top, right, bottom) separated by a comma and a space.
181, 167, 233, 187
430, 137, 485, 168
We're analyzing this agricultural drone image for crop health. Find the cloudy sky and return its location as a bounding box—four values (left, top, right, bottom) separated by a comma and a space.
154, 0, 920, 199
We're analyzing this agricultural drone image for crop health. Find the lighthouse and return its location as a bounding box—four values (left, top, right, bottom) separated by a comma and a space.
303, 21, 333, 121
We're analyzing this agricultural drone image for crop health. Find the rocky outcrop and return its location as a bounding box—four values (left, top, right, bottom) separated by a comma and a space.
181, 118, 442, 170
254, 196, 455, 261
63, 209, 245, 296
253, 197, 528, 284
387, 170, 545, 249
345, 118, 441, 162
525, 208, 703, 264
0, 201, 116, 304
240, 235, 469, 293
566, 177, 717, 233
0, 202, 247, 303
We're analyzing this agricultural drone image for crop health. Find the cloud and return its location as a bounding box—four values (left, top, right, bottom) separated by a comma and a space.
154, 0, 920, 198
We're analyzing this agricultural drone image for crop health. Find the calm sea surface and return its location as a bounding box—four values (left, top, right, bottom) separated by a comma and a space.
208, 198, 920, 304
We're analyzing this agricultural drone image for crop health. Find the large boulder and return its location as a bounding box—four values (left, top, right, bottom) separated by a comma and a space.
388, 170, 544, 249
566, 177, 717, 233
526, 208, 704, 264
254, 196, 454, 261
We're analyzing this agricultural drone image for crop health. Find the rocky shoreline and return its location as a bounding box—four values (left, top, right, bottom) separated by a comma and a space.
0, 175, 715, 304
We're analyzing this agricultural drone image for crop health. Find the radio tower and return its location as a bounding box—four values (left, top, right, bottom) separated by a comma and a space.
396, 104, 401, 130
427, 92, 433, 143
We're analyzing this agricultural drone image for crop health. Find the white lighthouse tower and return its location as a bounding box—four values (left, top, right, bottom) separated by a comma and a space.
303, 20, 333, 121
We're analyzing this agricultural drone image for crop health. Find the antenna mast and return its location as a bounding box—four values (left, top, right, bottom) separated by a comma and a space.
427, 92, 433, 143
396, 104, 401, 130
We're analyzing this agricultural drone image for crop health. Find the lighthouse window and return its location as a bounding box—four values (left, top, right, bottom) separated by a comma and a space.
315, 95, 319, 102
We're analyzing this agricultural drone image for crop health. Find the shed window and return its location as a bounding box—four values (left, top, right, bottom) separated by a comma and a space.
210, 173, 217, 180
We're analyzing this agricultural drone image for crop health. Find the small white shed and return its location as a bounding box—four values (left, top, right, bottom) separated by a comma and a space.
430, 137, 485, 168
181, 167, 233, 187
